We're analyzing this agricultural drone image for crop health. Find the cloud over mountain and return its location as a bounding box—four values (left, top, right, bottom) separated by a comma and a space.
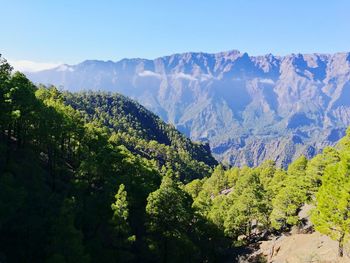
9, 60, 61, 72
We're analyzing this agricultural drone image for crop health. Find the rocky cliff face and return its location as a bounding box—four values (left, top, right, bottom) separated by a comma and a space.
26, 50, 350, 167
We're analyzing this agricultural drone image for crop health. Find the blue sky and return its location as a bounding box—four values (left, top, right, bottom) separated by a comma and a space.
1, 0, 349, 70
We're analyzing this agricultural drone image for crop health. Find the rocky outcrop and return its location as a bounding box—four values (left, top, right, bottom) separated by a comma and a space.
257, 232, 349, 263
242, 204, 350, 263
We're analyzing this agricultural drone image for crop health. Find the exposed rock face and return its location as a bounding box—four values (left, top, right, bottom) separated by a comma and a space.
258, 232, 349, 263
26, 51, 350, 167
244, 204, 350, 263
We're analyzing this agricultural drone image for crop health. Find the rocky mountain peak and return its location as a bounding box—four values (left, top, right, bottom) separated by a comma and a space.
26, 50, 350, 167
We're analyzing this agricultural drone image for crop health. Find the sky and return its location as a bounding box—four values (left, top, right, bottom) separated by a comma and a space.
1, 0, 349, 71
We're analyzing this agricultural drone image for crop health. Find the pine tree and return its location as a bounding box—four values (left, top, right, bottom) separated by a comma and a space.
48, 200, 90, 263
270, 156, 308, 230
110, 184, 135, 262
224, 169, 266, 239
311, 153, 350, 257
111, 184, 129, 230
305, 147, 340, 196
146, 174, 197, 262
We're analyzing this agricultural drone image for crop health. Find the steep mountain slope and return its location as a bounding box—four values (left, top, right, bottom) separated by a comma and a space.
27, 51, 350, 166
63, 91, 217, 181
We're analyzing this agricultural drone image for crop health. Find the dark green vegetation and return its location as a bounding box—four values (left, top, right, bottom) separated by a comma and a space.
0, 56, 225, 263
1, 54, 350, 262
63, 91, 217, 182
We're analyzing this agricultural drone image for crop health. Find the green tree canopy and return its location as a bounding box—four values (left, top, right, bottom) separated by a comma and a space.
311, 152, 350, 257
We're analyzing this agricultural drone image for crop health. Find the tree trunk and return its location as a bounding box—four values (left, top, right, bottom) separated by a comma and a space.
338, 233, 344, 257
247, 220, 252, 237
17, 121, 22, 148
5, 124, 12, 166
48, 146, 55, 191
163, 237, 167, 263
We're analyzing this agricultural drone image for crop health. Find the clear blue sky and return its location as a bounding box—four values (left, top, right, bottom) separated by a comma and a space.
1, 0, 349, 64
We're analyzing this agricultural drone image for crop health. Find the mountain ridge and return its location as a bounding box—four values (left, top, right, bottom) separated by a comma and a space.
27, 50, 350, 167
34, 50, 350, 75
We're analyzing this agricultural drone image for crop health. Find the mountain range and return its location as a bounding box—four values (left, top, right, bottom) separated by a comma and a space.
26, 50, 350, 167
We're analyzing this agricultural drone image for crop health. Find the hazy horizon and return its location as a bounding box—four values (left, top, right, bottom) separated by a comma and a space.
9, 48, 350, 73
2, 0, 350, 70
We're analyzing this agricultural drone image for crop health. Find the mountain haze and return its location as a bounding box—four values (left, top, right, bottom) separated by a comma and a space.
27, 50, 350, 167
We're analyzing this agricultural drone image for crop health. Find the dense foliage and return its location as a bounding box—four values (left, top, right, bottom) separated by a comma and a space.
0, 56, 226, 263
186, 133, 350, 257
1, 54, 350, 261
63, 91, 217, 182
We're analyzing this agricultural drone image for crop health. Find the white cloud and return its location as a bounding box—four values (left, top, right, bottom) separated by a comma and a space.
8, 60, 61, 72
138, 70, 162, 78
259, 78, 275, 84
56, 64, 74, 72
173, 72, 197, 81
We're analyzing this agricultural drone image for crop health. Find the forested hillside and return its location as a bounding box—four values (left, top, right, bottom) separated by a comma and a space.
184, 130, 350, 260
0, 56, 226, 263
63, 91, 217, 182
1, 54, 350, 262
